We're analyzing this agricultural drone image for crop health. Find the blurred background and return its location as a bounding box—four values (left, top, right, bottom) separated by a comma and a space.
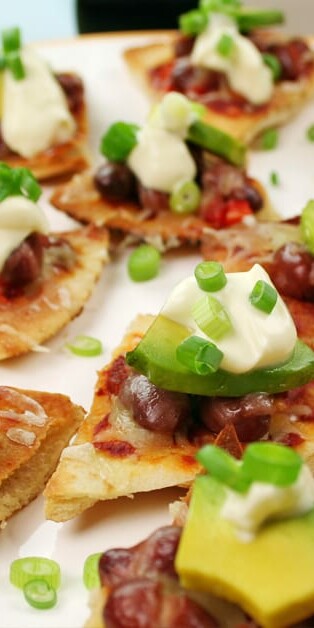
1, 0, 312, 41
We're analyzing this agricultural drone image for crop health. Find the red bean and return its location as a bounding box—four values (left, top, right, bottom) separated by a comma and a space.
174, 35, 195, 58
1, 233, 43, 288
119, 373, 192, 433
94, 163, 136, 202
104, 578, 161, 628
269, 242, 314, 301
169, 58, 221, 94
137, 184, 169, 215
200, 393, 273, 442
56, 72, 84, 113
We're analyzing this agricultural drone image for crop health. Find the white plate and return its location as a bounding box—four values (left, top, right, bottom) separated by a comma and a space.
0, 32, 314, 627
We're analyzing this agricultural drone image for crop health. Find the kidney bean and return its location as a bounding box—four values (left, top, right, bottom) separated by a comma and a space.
174, 35, 195, 58
119, 373, 191, 433
200, 393, 273, 442
164, 593, 218, 628
94, 163, 137, 202
268, 242, 314, 301
169, 58, 221, 94
104, 578, 161, 628
268, 39, 312, 81
137, 184, 169, 215
56, 72, 84, 113
1, 233, 43, 288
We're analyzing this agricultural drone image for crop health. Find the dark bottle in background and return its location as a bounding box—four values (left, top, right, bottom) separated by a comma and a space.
76, 0, 196, 33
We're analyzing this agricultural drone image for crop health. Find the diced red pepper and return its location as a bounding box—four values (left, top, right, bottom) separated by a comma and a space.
201, 198, 253, 229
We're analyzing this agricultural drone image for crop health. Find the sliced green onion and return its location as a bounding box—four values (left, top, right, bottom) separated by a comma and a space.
194, 261, 227, 292
100, 122, 139, 162
192, 295, 232, 340
10, 557, 61, 590
306, 124, 314, 142
23, 579, 57, 610
249, 280, 277, 314
262, 53, 282, 81
2, 27, 21, 54
260, 128, 279, 151
127, 244, 161, 282
0, 56, 6, 71
301, 200, 314, 255
200, 0, 241, 12
236, 9, 285, 32
196, 444, 250, 492
187, 120, 246, 167
270, 170, 280, 186
176, 335, 223, 374
170, 180, 201, 214
6, 51, 25, 80
179, 9, 208, 35
242, 442, 303, 487
66, 335, 103, 357
216, 33, 235, 57
19, 168, 42, 201
83, 553, 102, 590
0, 163, 42, 201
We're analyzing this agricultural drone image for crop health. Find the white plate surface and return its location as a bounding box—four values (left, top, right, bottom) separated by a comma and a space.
0, 32, 314, 627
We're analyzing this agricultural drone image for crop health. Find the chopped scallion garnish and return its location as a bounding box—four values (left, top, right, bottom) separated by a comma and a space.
260, 128, 279, 151
0, 163, 42, 201
2, 27, 21, 55
300, 200, 314, 255
23, 579, 57, 610
170, 180, 201, 214
192, 295, 232, 340
127, 244, 161, 282
10, 557, 61, 590
1, 27, 25, 80
249, 280, 277, 314
242, 442, 303, 487
194, 261, 227, 292
306, 124, 314, 143
196, 444, 250, 492
262, 53, 282, 81
83, 553, 102, 590
270, 170, 280, 186
176, 335, 224, 374
66, 335, 103, 357
216, 33, 235, 57
179, 9, 208, 35
100, 122, 140, 162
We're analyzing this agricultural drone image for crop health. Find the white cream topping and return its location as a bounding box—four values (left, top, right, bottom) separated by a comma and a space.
161, 263, 297, 374
221, 465, 314, 540
127, 125, 196, 194
2, 47, 76, 158
150, 92, 199, 138
191, 13, 273, 105
0, 196, 49, 272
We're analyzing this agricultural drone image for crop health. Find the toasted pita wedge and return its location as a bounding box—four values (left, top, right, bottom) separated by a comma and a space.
124, 32, 314, 144
44, 313, 314, 522
200, 220, 314, 351
0, 225, 109, 360
50, 166, 273, 251
1, 72, 89, 180
0, 385, 84, 522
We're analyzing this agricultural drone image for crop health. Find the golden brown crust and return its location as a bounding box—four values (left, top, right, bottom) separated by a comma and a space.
124, 34, 314, 143
0, 386, 84, 522
1, 73, 89, 180
44, 312, 314, 523
50, 171, 274, 250
0, 225, 109, 360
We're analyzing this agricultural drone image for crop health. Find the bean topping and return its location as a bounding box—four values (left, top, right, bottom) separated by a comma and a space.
119, 373, 191, 432
56, 72, 84, 114
137, 184, 170, 215
200, 393, 273, 442
268, 242, 314, 301
174, 35, 195, 58
94, 163, 136, 202
104, 578, 161, 628
1, 233, 43, 289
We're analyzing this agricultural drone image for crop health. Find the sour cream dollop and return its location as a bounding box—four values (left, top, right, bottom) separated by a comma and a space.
191, 14, 273, 105
2, 47, 76, 158
161, 263, 297, 374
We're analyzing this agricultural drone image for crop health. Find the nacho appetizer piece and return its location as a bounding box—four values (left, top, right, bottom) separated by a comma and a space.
0, 385, 84, 523
87, 443, 314, 628
0, 27, 88, 179
0, 164, 109, 359
200, 201, 314, 351
44, 261, 314, 522
124, 0, 314, 143
51, 92, 273, 250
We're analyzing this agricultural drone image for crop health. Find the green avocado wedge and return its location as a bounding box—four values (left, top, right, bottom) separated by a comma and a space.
126, 315, 314, 397
187, 120, 246, 168
175, 474, 314, 628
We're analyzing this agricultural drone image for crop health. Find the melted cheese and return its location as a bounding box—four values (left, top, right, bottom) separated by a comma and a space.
191, 14, 273, 105
2, 47, 76, 158
127, 125, 196, 193
0, 196, 49, 272
161, 263, 297, 374
221, 465, 314, 540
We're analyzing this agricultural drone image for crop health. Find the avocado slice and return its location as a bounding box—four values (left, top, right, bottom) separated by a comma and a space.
187, 120, 246, 168
235, 8, 285, 32
175, 475, 314, 627
126, 315, 314, 397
